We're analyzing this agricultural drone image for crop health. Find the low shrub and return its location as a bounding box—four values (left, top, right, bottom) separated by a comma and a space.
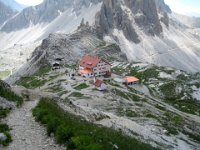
0, 80, 23, 107
32, 98, 159, 150
0, 124, 12, 146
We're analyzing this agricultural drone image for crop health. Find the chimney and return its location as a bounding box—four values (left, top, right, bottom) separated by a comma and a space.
93, 77, 96, 83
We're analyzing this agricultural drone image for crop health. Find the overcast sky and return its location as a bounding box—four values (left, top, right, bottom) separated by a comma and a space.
165, 0, 200, 17
15, 0, 43, 6
15, 0, 200, 17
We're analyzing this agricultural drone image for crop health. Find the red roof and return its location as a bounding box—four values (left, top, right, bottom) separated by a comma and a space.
79, 55, 101, 68
123, 76, 139, 83
79, 68, 92, 74
94, 79, 103, 87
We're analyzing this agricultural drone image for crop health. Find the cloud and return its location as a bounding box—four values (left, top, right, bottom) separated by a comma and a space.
165, 0, 200, 17
15, 0, 43, 6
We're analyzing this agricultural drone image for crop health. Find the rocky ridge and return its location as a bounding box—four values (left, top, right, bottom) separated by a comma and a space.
0, 1, 17, 26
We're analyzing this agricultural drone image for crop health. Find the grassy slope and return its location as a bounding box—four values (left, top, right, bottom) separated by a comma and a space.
0, 81, 23, 107
33, 98, 159, 150
16, 65, 51, 89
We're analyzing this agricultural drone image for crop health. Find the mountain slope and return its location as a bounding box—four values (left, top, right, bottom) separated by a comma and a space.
1, 0, 101, 32
0, 1, 17, 26
96, 0, 200, 72
1, 0, 200, 74
0, 0, 26, 11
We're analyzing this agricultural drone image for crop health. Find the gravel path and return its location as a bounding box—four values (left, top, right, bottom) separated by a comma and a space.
4, 100, 65, 150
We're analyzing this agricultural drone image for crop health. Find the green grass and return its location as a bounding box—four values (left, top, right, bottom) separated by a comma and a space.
158, 81, 200, 115
184, 132, 200, 143
145, 114, 158, 119
158, 112, 184, 135
16, 76, 47, 89
159, 82, 200, 116
112, 89, 129, 100
65, 64, 77, 69
159, 82, 178, 99
0, 80, 23, 107
48, 84, 62, 93
69, 92, 84, 98
112, 89, 141, 102
166, 99, 200, 116
74, 83, 89, 90
155, 104, 166, 111
0, 71, 10, 79
0, 107, 11, 119
34, 65, 51, 76
125, 110, 138, 117
16, 65, 51, 89
116, 108, 138, 117
32, 98, 159, 150
0, 124, 12, 146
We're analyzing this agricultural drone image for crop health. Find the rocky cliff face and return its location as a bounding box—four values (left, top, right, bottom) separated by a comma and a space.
0, 1, 16, 26
95, 0, 170, 42
1, 0, 101, 32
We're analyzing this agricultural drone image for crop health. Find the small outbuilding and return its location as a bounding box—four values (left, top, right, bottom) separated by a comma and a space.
94, 79, 107, 91
52, 62, 60, 70
123, 76, 139, 86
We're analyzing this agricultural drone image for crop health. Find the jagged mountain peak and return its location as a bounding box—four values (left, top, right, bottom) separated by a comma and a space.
96, 0, 169, 43
0, 0, 102, 32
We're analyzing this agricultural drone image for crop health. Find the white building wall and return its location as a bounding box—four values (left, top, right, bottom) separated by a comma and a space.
93, 61, 111, 76
79, 61, 111, 77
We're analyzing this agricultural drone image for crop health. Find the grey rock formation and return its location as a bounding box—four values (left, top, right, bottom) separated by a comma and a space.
6, 27, 126, 84
0, 133, 7, 142
96, 0, 140, 43
0, 96, 15, 109
0, 80, 15, 108
0, 1, 16, 26
0, 80, 10, 89
95, 0, 170, 43
154, 0, 171, 13
131, 0, 163, 35
1, 0, 102, 32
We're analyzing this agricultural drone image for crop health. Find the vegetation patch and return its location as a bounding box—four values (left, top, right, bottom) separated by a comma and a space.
0, 70, 10, 79
16, 65, 51, 89
69, 92, 84, 98
0, 81, 23, 107
48, 84, 62, 93
159, 82, 178, 99
155, 104, 166, 111
0, 107, 11, 119
17, 77, 48, 89
74, 83, 89, 90
32, 98, 158, 150
159, 112, 184, 135
34, 65, 51, 76
65, 64, 77, 69
0, 124, 12, 146
112, 89, 129, 100
183, 131, 200, 143
112, 89, 141, 102
145, 114, 158, 120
